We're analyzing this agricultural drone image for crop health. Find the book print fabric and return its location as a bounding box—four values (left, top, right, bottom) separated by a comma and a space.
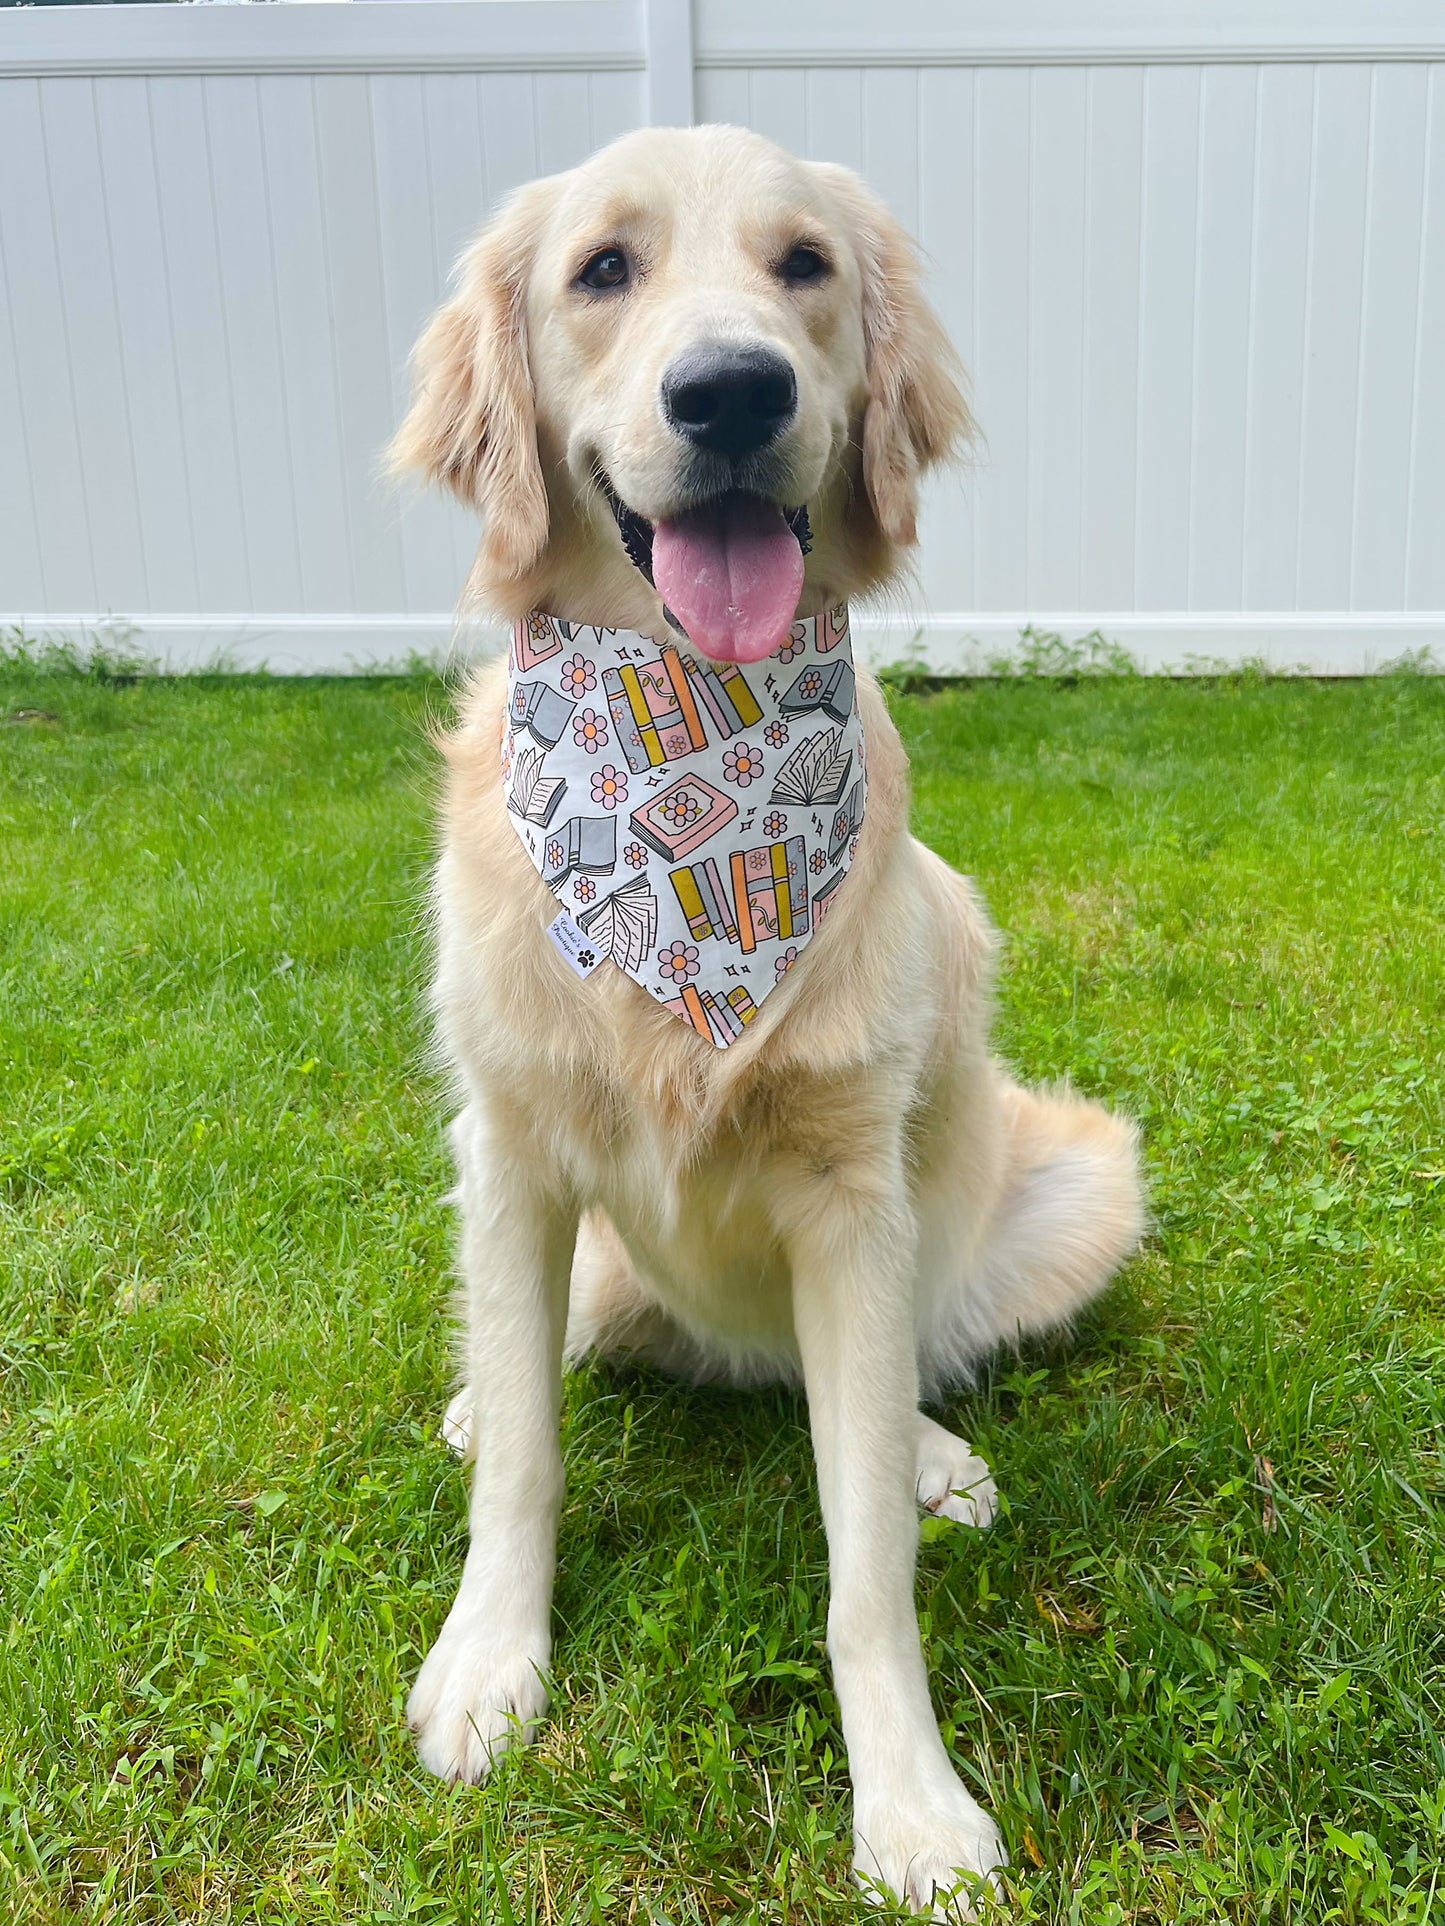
504, 603, 866, 1047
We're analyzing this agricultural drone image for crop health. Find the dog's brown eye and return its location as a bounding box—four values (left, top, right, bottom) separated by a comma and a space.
778, 245, 829, 286
578, 247, 630, 293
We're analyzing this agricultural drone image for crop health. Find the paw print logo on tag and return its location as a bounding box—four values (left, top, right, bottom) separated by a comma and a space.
546, 911, 606, 979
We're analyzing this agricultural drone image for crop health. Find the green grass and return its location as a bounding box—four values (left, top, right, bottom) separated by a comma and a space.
2, 654, 1443, 1925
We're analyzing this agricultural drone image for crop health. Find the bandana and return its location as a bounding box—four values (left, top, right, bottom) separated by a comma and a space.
502, 604, 866, 1047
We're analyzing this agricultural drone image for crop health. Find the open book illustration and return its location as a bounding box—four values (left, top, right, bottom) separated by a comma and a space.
578, 876, 657, 974
557, 622, 620, 647
506, 742, 565, 828
541, 814, 616, 888
769, 726, 854, 808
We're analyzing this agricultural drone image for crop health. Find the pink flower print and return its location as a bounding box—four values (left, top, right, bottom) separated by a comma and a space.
776, 623, 807, 664
809, 849, 826, 875
574, 877, 597, 903
573, 707, 608, 752
623, 842, 648, 870
775, 945, 799, 980
545, 838, 565, 871
590, 765, 627, 810
762, 811, 788, 839
526, 613, 553, 644
561, 652, 596, 697
660, 788, 704, 828
796, 667, 824, 704
763, 719, 789, 748
658, 940, 700, 983
722, 742, 764, 788
500, 733, 516, 781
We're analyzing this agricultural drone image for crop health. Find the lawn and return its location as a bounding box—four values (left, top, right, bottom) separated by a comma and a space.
2, 651, 1442, 1925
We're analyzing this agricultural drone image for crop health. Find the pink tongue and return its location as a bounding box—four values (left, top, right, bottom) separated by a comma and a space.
652, 495, 804, 663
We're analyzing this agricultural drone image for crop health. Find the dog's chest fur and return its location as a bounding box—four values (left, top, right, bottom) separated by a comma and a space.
432, 658, 944, 1339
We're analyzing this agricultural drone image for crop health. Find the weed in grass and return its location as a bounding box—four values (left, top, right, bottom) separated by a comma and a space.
2, 661, 1443, 1922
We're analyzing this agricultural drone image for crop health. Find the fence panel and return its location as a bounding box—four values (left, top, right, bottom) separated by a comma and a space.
1, 0, 1442, 669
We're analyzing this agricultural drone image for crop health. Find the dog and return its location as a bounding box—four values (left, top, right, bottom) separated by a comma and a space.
392, 124, 1144, 1916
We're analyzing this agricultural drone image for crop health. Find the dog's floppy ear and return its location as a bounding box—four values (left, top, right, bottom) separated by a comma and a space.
390, 180, 554, 581
814, 164, 973, 547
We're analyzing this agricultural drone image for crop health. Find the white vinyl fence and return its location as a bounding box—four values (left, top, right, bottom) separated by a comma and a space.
2, 0, 1444, 673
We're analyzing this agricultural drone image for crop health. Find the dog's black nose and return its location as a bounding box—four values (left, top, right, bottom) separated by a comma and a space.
661, 343, 797, 460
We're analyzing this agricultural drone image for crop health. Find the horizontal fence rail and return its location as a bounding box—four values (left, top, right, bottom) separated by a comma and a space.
2, 0, 1444, 672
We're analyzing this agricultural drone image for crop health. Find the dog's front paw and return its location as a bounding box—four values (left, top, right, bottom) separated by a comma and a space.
854, 1786, 1006, 1919
407, 1608, 549, 1782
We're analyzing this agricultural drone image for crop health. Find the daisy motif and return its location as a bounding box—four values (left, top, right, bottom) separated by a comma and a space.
810, 849, 826, 875
590, 765, 627, 810
722, 742, 764, 788
526, 613, 553, 644
762, 811, 788, 839
660, 790, 703, 827
796, 668, 824, 703
763, 719, 789, 748
545, 839, 564, 870
573, 708, 608, 752
623, 842, 648, 870
775, 946, 799, 980
776, 624, 807, 664
560, 653, 596, 697
658, 940, 700, 983
574, 877, 597, 903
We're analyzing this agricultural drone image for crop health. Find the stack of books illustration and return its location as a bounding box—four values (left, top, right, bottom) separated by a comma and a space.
605, 647, 709, 772
684, 656, 764, 737
669, 834, 810, 952
663, 982, 759, 1045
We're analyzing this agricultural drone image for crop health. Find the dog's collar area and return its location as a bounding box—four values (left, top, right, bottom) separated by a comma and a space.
502, 603, 865, 1047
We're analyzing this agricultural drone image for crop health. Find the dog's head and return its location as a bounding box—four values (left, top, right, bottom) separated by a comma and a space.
392, 124, 971, 660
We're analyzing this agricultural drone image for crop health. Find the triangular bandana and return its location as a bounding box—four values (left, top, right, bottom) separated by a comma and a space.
503, 605, 866, 1047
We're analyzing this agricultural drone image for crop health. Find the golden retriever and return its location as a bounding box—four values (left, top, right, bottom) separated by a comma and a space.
393, 124, 1144, 1917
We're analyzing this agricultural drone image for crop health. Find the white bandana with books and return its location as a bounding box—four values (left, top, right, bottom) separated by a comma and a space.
503, 604, 866, 1047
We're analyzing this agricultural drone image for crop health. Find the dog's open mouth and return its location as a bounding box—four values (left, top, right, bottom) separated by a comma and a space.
600, 475, 811, 664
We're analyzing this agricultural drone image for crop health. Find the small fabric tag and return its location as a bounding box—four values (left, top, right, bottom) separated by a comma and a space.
546, 910, 607, 978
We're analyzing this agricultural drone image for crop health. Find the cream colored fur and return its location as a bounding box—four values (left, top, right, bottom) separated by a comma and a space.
395, 125, 1145, 1918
